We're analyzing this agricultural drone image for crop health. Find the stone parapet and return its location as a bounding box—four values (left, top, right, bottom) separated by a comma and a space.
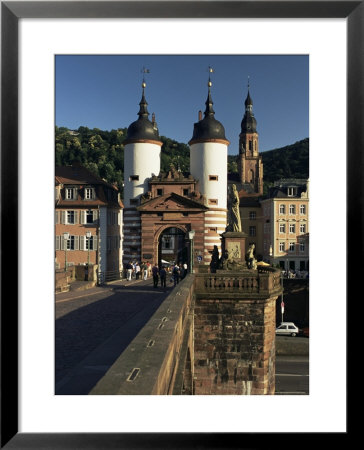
194, 266, 282, 299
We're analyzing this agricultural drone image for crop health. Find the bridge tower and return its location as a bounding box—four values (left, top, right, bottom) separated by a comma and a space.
123, 80, 163, 264
189, 74, 230, 263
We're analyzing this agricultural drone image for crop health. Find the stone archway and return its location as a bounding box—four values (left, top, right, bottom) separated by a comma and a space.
156, 225, 188, 268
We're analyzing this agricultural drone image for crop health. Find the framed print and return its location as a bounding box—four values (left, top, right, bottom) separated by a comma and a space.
1, 0, 359, 447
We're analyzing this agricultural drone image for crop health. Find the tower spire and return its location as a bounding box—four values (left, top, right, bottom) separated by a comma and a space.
204, 66, 215, 117
138, 67, 150, 118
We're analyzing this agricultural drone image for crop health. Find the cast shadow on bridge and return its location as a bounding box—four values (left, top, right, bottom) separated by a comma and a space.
55, 282, 173, 395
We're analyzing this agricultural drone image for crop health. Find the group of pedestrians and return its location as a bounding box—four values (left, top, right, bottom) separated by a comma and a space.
151, 262, 188, 289
125, 261, 152, 281
125, 260, 189, 288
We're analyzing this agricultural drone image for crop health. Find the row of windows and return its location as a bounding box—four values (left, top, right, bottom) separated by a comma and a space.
278, 242, 306, 253
279, 204, 307, 215
56, 235, 120, 251
64, 187, 96, 200
130, 175, 219, 183
279, 223, 307, 234
56, 210, 120, 226
56, 235, 98, 251
56, 210, 98, 225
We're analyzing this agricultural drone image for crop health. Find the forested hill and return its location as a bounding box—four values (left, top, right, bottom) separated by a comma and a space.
261, 138, 309, 183
55, 126, 308, 197
55, 126, 190, 195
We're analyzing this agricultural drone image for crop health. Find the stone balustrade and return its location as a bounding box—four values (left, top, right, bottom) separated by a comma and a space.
194, 266, 282, 299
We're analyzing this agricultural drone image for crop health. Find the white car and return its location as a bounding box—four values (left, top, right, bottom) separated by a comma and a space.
275, 322, 299, 337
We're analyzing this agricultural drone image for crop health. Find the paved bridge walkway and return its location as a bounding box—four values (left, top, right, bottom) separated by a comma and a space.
55, 278, 174, 394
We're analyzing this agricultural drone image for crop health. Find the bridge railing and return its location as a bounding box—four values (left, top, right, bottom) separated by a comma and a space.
90, 274, 195, 395
194, 266, 282, 297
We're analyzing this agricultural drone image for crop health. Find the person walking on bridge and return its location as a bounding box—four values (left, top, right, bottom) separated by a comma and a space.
159, 266, 167, 289
152, 264, 159, 288
172, 264, 180, 287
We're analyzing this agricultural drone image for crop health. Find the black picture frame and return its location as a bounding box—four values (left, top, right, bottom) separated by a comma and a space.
1, 1, 358, 448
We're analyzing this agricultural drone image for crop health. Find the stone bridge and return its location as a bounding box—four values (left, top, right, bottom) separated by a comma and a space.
90, 267, 282, 395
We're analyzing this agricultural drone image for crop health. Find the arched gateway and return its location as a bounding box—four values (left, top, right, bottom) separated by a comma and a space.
157, 226, 188, 268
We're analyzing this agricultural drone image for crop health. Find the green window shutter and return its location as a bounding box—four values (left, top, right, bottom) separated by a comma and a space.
93, 210, 98, 223
60, 236, 65, 250
55, 236, 60, 250
55, 211, 59, 224
74, 236, 79, 250
80, 211, 85, 224
61, 211, 66, 224
80, 235, 85, 251
74, 211, 78, 224
93, 236, 98, 250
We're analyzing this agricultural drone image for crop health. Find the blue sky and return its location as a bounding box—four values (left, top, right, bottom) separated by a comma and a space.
55, 55, 308, 154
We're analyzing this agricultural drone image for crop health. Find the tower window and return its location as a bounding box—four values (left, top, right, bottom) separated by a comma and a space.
249, 141, 253, 151
183, 188, 189, 196
209, 175, 218, 181
129, 175, 139, 181
157, 189, 163, 196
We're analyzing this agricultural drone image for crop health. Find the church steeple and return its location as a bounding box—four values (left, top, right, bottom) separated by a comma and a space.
238, 80, 263, 195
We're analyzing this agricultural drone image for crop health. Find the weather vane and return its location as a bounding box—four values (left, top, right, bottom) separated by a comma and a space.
141, 66, 150, 87
247, 75, 250, 90
207, 66, 214, 86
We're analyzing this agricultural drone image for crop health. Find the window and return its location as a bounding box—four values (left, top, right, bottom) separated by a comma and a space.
249, 211, 256, 220
86, 210, 94, 224
249, 226, 256, 237
300, 223, 306, 234
300, 204, 306, 215
208, 199, 218, 205
85, 236, 96, 251
183, 188, 189, 196
249, 140, 253, 151
209, 227, 217, 233
129, 175, 139, 181
157, 189, 163, 196
289, 204, 296, 215
279, 204, 286, 214
289, 242, 295, 252
67, 211, 75, 224
279, 224, 286, 233
84, 188, 94, 200
62, 210, 78, 224
65, 187, 76, 200
279, 242, 285, 252
289, 223, 296, 234
183, 212, 189, 217
288, 187, 297, 197
299, 242, 305, 252
209, 175, 218, 181
66, 236, 76, 250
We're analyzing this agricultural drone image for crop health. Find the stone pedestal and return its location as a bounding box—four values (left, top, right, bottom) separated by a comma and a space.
221, 231, 248, 265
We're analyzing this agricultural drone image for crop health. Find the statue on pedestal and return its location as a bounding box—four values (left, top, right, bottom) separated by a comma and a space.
227, 184, 242, 232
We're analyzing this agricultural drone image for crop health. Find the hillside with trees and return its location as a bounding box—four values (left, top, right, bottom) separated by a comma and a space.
55, 126, 308, 198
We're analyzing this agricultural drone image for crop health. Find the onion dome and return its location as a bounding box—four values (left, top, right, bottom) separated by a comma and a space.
189, 80, 229, 144
124, 82, 162, 144
241, 89, 257, 133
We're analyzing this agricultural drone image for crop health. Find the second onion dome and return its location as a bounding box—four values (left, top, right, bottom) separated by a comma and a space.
189, 79, 229, 144
124, 81, 162, 144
